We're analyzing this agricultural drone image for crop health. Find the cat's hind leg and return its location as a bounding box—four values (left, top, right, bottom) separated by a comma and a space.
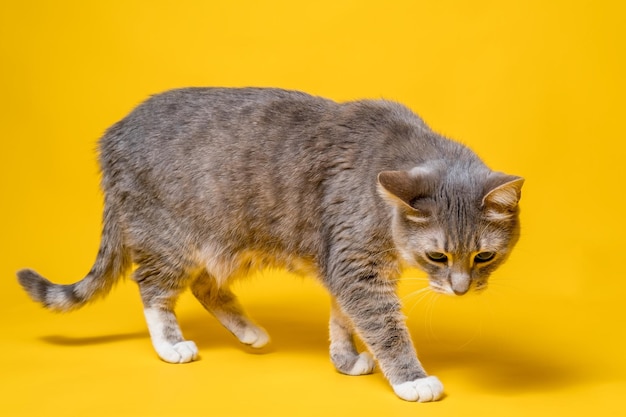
191, 271, 270, 348
329, 298, 376, 376
134, 262, 198, 364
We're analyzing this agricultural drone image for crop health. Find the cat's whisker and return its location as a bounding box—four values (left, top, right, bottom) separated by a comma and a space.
453, 323, 482, 351
484, 278, 522, 293
423, 292, 440, 344
389, 275, 430, 285
372, 247, 399, 257
480, 293, 497, 323
404, 287, 431, 303
400, 287, 430, 302
400, 276, 430, 282
400, 287, 434, 317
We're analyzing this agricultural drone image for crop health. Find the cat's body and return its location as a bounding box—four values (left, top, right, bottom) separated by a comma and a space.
18, 88, 523, 402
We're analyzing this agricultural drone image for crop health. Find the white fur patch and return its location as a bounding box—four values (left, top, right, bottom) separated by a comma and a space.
346, 352, 376, 376
166, 341, 199, 363
392, 376, 444, 402
143, 308, 198, 363
240, 325, 270, 348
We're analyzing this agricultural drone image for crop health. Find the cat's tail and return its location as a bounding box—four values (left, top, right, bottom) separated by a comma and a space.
17, 202, 131, 312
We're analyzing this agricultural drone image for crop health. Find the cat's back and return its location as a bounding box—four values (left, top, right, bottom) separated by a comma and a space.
99, 87, 339, 163
114, 87, 334, 134
140, 87, 327, 118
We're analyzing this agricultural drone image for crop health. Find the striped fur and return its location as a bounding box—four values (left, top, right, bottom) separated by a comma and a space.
17, 202, 131, 312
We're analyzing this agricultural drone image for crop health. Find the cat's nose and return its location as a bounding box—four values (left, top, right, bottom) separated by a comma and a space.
450, 272, 470, 296
452, 287, 470, 296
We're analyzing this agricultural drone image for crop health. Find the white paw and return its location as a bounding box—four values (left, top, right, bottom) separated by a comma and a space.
392, 376, 444, 402
346, 352, 376, 376
157, 340, 199, 364
240, 326, 270, 348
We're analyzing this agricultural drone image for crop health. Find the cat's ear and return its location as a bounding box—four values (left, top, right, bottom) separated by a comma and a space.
482, 173, 525, 221
377, 168, 435, 218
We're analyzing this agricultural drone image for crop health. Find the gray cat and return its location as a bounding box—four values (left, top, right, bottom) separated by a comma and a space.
17, 88, 523, 402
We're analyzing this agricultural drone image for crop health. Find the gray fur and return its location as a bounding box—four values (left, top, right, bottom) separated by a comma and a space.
17, 87, 523, 400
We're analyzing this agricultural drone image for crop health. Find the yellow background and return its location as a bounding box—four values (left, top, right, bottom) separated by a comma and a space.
1, 1, 625, 416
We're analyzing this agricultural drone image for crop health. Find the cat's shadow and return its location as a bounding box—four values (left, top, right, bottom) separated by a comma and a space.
185, 306, 590, 393
39, 303, 329, 355
41, 332, 147, 346
181, 305, 330, 354
40, 303, 587, 394
411, 331, 588, 394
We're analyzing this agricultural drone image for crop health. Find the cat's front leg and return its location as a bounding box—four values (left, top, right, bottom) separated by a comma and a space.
329, 298, 375, 375
330, 275, 444, 402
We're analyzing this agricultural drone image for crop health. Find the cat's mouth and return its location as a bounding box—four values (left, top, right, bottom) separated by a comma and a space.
429, 280, 487, 296
428, 282, 455, 296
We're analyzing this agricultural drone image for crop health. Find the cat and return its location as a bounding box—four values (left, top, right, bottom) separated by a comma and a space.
17, 87, 523, 402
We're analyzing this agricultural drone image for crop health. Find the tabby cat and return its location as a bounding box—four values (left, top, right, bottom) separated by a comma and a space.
18, 88, 523, 402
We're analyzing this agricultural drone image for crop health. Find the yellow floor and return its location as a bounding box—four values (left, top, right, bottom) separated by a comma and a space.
2, 1, 626, 416
2, 269, 625, 416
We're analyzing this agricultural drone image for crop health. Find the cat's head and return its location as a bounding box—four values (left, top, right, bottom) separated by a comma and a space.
378, 163, 524, 295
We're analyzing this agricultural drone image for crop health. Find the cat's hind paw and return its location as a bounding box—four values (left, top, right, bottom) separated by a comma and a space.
156, 340, 199, 364
239, 325, 270, 348
392, 376, 444, 402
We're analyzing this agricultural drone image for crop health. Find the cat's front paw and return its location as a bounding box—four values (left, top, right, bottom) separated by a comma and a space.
346, 352, 376, 375
392, 376, 444, 402
156, 340, 199, 364
331, 351, 376, 376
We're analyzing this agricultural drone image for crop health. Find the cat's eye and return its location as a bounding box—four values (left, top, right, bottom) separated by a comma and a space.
474, 252, 496, 263
426, 252, 448, 263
